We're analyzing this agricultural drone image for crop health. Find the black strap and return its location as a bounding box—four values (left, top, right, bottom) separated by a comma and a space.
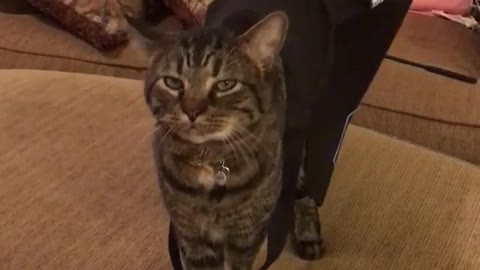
258, 175, 297, 270
168, 223, 183, 269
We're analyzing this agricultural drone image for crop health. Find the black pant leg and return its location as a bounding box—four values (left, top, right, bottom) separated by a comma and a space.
303, 0, 412, 206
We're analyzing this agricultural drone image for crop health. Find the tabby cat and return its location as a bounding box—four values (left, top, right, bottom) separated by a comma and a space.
130, 9, 322, 270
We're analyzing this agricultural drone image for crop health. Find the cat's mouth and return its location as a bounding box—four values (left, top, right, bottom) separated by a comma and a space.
177, 121, 203, 132
172, 122, 232, 145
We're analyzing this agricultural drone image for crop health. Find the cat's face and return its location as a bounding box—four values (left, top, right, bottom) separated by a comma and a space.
135, 12, 288, 144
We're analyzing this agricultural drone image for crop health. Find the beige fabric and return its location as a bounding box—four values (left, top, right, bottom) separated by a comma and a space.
363, 60, 480, 126
353, 104, 480, 165
0, 13, 185, 79
0, 14, 146, 67
389, 13, 480, 78
0, 13, 182, 79
0, 48, 146, 79
357, 59, 480, 164
1, 70, 479, 270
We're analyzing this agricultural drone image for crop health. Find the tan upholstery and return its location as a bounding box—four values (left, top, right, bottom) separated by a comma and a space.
0, 10, 477, 165
1, 70, 479, 270
354, 104, 480, 166
0, 13, 182, 79
0, 13, 148, 79
389, 13, 480, 78
364, 60, 480, 126
353, 58, 480, 165
351, 13, 480, 165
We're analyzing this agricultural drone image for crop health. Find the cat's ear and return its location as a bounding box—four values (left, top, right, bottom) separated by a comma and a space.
238, 11, 289, 70
126, 16, 180, 64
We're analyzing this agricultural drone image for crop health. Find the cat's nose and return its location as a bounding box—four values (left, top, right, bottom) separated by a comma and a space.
180, 97, 208, 122
185, 110, 201, 122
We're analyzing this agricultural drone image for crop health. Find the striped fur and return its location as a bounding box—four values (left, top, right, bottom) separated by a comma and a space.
138, 12, 289, 270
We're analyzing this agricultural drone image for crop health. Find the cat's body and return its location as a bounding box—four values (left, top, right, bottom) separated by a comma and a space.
151, 33, 287, 269
137, 11, 290, 269
132, 1, 324, 269
153, 95, 284, 269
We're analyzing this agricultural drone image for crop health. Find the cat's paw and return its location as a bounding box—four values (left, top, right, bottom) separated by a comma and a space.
292, 197, 324, 261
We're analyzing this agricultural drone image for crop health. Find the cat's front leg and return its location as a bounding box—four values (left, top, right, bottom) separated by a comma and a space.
292, 196, 324, 260
225, 228, 266, 270
177, 234, 225, 270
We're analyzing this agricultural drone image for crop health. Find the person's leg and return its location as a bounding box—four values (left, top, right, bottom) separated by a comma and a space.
293, 0, 412, 260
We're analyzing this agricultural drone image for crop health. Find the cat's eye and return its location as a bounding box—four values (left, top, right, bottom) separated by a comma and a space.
215, 80, 238, 92
163, 76, 184, 90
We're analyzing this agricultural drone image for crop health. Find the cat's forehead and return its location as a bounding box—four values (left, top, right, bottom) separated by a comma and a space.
179, 27, 233, 53
150, 28, 256, 81
156, 28, 241, 77
169, 28, 235, 70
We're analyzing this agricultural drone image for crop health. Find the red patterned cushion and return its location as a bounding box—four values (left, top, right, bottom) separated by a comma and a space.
165, 0, 213, 26
27, 0, 129, 50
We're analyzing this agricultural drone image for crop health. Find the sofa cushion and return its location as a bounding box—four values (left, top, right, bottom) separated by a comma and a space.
353, 59, 480, 164
363, 60, 480, 126
0, 69, 479, 269
0, 13, 180, 79
388, 13, 480, 79
353, 104, 480, 165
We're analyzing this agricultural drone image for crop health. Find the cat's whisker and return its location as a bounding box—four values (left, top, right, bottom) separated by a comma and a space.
224, 137, 240, 161
232, 124, 264, 151
231, 129, 256, 160
233, 124, 263, 144
238, 137, 257, 160
228, 131, 250, 162
231, 130, 261, 171
138, 132, 152, 145
157, 125, 175, 147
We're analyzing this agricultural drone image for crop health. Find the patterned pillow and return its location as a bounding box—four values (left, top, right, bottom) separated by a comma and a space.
165, 0, 214, 26
27, 0, 130, 50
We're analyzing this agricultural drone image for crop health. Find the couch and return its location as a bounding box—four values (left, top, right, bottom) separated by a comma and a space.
354, 13, 480, 165
1, 1, 479, 270
1, 2, 479, 165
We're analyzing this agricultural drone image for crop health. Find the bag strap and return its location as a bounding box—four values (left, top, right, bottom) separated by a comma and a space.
168, 223, 183, 269
257, 176, 297, 270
